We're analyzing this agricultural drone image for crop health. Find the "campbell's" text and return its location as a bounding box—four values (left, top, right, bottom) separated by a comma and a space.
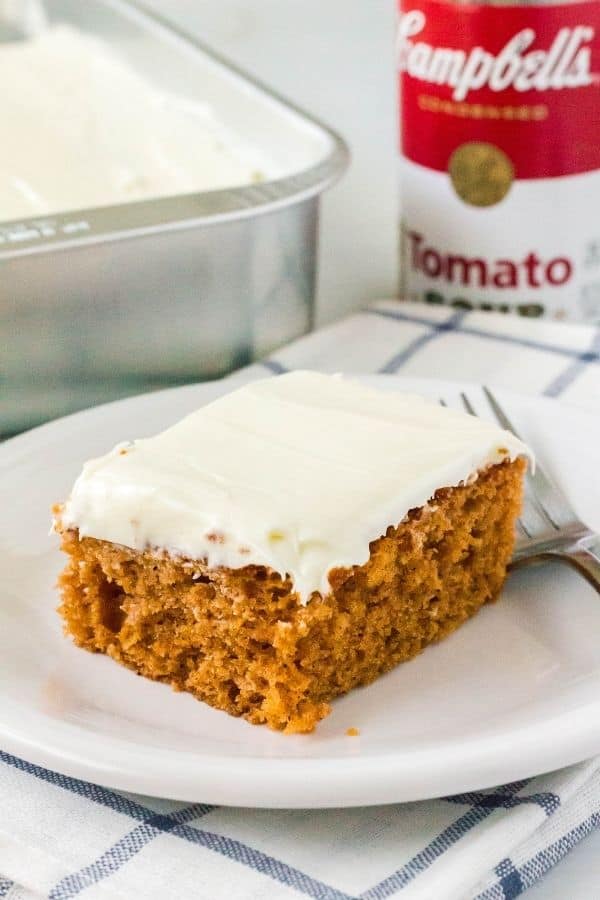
397, 11, 594, 100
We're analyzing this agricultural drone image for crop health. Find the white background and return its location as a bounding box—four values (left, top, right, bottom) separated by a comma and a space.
141, 2, 600, 895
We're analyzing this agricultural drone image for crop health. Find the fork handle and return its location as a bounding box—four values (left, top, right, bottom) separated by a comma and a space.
561, 542, 600, 595
511, 540, 600, 595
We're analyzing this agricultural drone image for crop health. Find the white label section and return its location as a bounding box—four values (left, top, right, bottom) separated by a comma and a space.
399, 157, 600, 322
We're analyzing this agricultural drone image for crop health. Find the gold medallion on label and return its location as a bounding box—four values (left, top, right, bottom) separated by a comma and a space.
448, 142, 514, 207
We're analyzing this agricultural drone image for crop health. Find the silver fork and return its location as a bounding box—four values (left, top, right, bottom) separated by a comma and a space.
445, 387, 600, 594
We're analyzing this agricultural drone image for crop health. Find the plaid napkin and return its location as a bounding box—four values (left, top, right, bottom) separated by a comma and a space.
2, 300, 599, 900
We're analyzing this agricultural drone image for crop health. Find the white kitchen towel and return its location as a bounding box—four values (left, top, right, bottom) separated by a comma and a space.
242, 300, 600, 410
1, 300, 599, 900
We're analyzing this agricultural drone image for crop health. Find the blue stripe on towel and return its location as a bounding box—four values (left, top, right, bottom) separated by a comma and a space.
49, 805, 213, 900
444, 788, 560, 817
368, 307, 600, 366
0, 749, 169, 822
360, 780, 529, 900
261, 358, 289, 374
543, 327, 600, 397
0, 748, 352, 900
495, 858, 525, 899
378, 311, 466, 373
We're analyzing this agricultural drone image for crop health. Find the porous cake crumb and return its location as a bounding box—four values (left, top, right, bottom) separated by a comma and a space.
56, 458, 525, 733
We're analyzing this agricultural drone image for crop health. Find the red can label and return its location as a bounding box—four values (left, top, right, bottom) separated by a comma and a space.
398, 0, 600, 179
397, 0, 600, 320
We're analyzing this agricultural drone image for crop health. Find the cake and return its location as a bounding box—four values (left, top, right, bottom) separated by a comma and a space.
54, 371, 530, 733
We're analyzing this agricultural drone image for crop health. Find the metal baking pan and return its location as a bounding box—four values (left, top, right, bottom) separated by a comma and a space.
0, 0, 348, 435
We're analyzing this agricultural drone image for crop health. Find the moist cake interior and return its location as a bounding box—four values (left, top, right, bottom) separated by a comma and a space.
57, 458, 525, 733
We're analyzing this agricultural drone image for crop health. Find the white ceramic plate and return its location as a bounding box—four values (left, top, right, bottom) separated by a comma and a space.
1, 375, 599, 808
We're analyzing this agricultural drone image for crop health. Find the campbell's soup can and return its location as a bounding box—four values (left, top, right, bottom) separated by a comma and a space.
397, 0, 600, 321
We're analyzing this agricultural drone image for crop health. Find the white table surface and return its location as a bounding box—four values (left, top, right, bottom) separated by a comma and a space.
142, 2, 600, 895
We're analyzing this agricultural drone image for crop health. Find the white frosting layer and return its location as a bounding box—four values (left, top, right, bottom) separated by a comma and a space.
0, 26, 279, 222
61, 372, 531, 602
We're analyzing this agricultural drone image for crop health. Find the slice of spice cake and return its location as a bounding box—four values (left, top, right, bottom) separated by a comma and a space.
54, 372, 530, 733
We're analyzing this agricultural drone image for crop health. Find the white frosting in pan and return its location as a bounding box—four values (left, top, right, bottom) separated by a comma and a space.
0, 25, 278, 222
60, 372, 531, 602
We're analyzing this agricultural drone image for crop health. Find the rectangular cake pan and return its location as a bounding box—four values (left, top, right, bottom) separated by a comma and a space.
0, 0, 348, 435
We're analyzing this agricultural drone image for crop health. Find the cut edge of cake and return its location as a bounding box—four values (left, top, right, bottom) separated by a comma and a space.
54, 456, 527, 733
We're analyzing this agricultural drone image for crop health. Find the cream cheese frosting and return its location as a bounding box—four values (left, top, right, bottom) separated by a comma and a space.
0, 25, 280, 222
60, 372, 532, 602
